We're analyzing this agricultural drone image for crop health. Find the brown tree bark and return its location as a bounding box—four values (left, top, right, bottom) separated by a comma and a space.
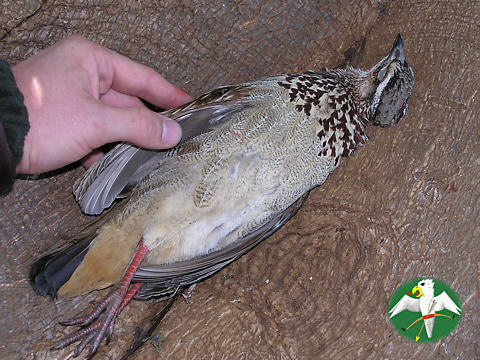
0, 1, 478, 359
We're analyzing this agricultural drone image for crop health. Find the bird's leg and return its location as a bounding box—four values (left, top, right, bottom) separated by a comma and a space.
52, 238, 148, 357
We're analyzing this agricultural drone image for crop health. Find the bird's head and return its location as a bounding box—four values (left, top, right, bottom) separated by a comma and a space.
412, 279, 435, 297
364, 34, 414, 127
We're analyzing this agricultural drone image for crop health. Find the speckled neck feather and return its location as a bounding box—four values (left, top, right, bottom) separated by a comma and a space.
277, 69, 372, 164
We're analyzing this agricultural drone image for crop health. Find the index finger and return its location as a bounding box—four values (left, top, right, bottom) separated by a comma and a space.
95, 46, 192, 109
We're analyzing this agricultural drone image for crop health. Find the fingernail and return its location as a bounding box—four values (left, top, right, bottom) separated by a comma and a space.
161, 118, 182, 146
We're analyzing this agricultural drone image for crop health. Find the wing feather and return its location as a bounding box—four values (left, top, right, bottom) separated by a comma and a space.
389, 294, 420, 318
434, 291, 461, 315
73, 85, 253, 215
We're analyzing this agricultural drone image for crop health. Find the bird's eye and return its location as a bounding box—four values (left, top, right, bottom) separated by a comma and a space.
420, 282, 425, 286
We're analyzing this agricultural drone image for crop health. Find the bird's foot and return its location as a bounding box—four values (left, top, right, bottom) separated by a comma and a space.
52, 239, 148, 357
52, 283, 142, 356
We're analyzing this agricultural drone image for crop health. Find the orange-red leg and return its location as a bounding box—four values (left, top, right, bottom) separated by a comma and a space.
52, 239, 148, 357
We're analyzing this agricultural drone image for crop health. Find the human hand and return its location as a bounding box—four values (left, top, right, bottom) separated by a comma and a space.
12, 35, 192, 174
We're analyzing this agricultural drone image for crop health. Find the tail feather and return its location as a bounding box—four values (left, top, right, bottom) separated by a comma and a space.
30, 235, 95, 298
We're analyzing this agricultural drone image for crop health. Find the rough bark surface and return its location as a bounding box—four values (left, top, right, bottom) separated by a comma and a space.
0, 1, 478, 359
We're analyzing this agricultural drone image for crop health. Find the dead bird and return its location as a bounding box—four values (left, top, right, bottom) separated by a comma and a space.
30, 34, 414, 356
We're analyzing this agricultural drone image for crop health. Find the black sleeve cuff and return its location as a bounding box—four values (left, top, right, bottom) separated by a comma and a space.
0, 59, 30, 195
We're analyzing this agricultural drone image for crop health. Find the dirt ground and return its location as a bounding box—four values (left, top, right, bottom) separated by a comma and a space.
0, 1, 478, 359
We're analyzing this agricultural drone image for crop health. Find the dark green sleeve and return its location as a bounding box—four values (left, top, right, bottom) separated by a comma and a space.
0, 59, 30, 195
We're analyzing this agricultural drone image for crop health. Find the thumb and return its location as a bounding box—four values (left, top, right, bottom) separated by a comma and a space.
95, 104, 182, 149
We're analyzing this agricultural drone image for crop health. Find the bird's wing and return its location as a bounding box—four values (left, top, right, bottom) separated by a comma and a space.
132, 192, 309, 300
434, 291, 462, 315
73, 85, 254, 215
389, 295, 420, 318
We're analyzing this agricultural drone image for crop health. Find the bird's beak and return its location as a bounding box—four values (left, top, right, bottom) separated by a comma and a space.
388, 34, 405, 64
412, 285, 423, 297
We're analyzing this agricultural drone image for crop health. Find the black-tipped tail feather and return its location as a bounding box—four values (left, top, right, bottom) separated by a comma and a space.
30, 235, 94, 298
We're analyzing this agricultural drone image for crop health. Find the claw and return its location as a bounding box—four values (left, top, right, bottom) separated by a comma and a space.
59, 289, 118, 326
51, 321, 101, 350
105, 317, 115, 344
89, 295, 123, 354
75, 330, 96, 357
51, 239, 149, 356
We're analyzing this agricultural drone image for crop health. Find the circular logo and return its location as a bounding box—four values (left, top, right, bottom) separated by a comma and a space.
388, 277, 462, 342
